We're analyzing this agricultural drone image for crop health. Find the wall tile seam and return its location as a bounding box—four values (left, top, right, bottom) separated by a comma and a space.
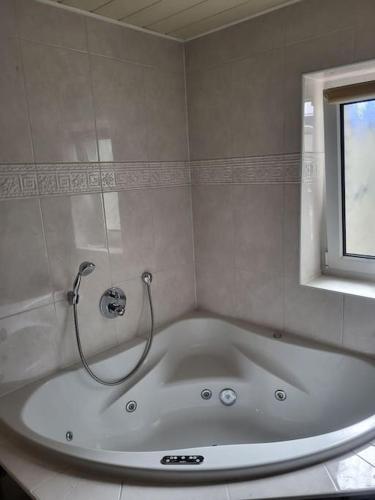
284, 26, 357, 50
88, 50, 185, 74
186, 27, 357, 74
182, 43, 198, 309
185, 45, 286, 75
15, 37, 184, 75
354, 448, 375, 469
0, 300, 54, 323
18, 36, 89, 56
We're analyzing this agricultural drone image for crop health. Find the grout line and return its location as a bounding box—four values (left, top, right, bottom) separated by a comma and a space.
323, 464, 339, 492
0, 301, 54, 322
182, 44, 198, 308
354, 449, 375, 469
17, 35, 183, 75
15, 2, 56, 320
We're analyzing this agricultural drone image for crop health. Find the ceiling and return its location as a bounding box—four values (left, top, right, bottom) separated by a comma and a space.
53, 0, 299, 40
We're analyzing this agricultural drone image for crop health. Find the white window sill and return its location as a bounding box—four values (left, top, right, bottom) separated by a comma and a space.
303, 274, 375, 300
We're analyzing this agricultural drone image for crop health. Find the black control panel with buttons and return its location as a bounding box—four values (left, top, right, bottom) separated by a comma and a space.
161, 455, 204, 465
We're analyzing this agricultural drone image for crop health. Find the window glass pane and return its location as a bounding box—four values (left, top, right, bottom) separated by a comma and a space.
342, 99, 375, 257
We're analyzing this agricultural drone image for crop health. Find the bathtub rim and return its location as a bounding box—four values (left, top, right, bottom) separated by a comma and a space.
0, 412, 375, 482
1, 311, 374, 482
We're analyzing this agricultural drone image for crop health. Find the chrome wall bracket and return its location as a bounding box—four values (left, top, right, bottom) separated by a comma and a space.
100, 287, 126, 319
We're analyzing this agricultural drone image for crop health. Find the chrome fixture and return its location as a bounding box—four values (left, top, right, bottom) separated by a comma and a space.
100, 287, 126, 319
219, 388, 237, 406
125, 400, 137, 413
65, 431, 73, 441
67, 261, 96, 305
68, 263, 154, 386
275, 389, 287, 401
201, 389, 212, 400
142, 271, 152, 285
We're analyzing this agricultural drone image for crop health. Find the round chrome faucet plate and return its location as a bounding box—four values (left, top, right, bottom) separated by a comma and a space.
219, 388, 237, 406
100, 287, 126, 319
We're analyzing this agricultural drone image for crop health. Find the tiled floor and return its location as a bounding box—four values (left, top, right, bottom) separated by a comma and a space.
0, 430, 375, 500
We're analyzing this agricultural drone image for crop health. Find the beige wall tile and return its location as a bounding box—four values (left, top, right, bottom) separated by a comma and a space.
0, 304, 60, 396
144, 68, 188, 161
284, 0, 356, 46
0, 36, 33, 163
22, 41, 97, 162
0, 198, 52, 319
87, 17, 183, 72
16, 0, 87, 51
186, 8, 285, 72
0, 0, 17, 37
195, 259, 235, 318
152, 263, 196, 327
152, 187, 194, 271
233, 184, 284, 329
92, 55, 147, 162
40, 194, 110, 298
192, 185, 234, 268
230, 49, 285, 157
187, 65, 233, 160
343, 296, 375, 355
103, 190, 155, 282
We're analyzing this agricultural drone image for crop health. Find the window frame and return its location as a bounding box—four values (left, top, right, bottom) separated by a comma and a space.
324, 97, 375, 279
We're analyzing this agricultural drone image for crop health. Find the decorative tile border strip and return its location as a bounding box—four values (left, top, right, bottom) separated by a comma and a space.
0, 161, 190, 199
101, 161, 190, 191
0, 154, 303, 200
37, 164, 101, 196
0, 164, 38, 199
191, 153, 301, 185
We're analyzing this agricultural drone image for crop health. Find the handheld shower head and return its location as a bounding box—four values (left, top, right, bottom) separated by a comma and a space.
79, 261, 96, 276
68, 261, 96, 305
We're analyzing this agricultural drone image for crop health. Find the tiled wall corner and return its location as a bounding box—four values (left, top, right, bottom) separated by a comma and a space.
0, 0, 195, 397
187, 0, 375, 355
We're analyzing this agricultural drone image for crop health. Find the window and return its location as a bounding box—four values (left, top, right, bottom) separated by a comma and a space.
341, 100, 375, 258
324, 86, 375, 279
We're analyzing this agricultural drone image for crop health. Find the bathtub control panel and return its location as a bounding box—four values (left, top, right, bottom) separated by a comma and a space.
161, 455, 204, 465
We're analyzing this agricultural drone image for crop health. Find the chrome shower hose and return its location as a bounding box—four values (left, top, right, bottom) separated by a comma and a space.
72, 280, 154, 386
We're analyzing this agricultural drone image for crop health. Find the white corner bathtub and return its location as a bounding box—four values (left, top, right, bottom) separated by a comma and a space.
0, 313, 374, 482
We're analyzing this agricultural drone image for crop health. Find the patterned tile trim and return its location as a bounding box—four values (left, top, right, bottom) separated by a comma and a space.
101, 161, 190, 191
37, 164, 101, 196
0, 165, 38, 199
0, 155, 302, 199
191, 153, 301, 185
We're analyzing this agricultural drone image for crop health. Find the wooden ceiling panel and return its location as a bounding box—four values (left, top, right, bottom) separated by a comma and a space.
94, 0, 159, 19
148, 0, 249, 34
124, 0, 204, 27
61, 0, 107, 11
171, 0, 290, 38
52, 0, 301, 40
